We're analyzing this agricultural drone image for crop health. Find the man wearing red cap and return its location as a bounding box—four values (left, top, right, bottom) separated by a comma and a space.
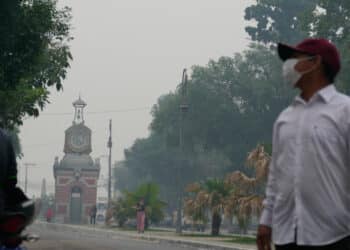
257, 38, 350, 250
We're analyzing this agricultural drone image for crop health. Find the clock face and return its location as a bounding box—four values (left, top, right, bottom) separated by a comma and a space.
70, 133, 88, 148
64, 124, 92, 154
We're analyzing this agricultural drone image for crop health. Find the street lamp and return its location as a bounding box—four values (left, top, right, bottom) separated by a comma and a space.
176, 69, 189, 234
107, 120, 113, 207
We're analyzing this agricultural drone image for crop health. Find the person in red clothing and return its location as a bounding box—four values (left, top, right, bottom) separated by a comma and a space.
46, 207, 53, 223
136, 198, 146, 233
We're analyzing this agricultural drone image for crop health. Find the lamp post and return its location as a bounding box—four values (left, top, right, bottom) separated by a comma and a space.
176, 69, 189, 234
107, 120, 113, 207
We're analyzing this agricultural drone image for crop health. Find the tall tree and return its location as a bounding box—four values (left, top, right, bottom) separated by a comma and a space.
245, 0, 317, 45
245, 0, 350, 92
113, 183, 166, 228
185, 178, 231, 236
0, 0, 72, 128
302, 0, 350, 92
122, 45, 294, 209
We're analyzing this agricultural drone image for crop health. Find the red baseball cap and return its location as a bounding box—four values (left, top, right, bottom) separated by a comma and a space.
278, 38, 341, 78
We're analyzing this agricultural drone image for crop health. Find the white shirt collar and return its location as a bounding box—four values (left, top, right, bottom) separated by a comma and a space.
293, 84, 337, 105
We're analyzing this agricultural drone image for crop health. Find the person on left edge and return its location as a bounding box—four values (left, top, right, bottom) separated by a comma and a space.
0, 129, 18, 216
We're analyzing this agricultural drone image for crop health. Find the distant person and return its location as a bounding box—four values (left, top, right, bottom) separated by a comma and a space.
136, 198, 146, 233
257, 38, 350, 250
46, 207, 53, 222
89, 204, 97, 225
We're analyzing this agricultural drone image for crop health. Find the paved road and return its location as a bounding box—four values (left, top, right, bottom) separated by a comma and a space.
25, 226, 191, 250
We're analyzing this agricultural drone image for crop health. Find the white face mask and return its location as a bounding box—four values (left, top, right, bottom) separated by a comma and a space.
282, 57, 315, 86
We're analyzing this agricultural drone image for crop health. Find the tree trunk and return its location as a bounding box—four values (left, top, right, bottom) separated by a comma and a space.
227, 215, 234, 234
211, 212, 222, 236
145, 215, 149, 229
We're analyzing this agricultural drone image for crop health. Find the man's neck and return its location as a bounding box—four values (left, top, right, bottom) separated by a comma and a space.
298, 76, 329, 102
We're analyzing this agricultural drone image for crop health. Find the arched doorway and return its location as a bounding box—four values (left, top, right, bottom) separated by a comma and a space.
70, 186, 82, 224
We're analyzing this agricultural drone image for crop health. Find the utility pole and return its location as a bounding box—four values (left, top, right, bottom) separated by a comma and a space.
176, 69, 189, 234
24, 163, 36, 194
112, 161, 117, 199
107, 119, 113, 207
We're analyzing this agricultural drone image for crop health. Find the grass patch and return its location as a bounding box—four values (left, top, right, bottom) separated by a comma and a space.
224, 236, 256, 245
112, 226, 135, 231
181, 233, 256, 245
181, 233, 231, 238
147, 228, 173, 233
109, 226, 173, 233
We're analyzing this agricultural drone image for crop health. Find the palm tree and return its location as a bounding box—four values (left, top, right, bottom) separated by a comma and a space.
112, 197, 132, 227
114, 183, 167, 229
224, 144, 270, 234
184, 178, 232, 236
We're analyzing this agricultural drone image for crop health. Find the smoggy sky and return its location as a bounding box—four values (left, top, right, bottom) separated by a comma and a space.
19, 0, 254, 197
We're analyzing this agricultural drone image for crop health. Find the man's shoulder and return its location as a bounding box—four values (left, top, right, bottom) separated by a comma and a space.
275, 106, 294, 123
333, 90, 350, 105
329, 91, 350, 117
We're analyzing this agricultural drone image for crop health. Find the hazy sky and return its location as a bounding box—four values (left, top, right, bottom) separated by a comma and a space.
19, 0, 254, 196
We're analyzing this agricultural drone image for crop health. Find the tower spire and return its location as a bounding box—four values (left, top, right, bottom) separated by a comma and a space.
41, 178, 47, 199
73, 96, 87, 125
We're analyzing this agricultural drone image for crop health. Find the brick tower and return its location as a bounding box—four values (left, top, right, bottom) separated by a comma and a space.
53, 97, 100, 224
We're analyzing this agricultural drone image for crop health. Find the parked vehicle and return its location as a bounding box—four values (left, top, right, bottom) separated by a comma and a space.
0, 199, 39, 250
0, 188, 39, 250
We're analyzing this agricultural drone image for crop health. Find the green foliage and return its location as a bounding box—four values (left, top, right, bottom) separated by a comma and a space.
112, 197, 133, 227
113, 183, 166, 228
202, 179, 232, 209
245, 0, 350, 91
302, 0, 350, 93
245, 0, 317, 44
121, 1, 350, 220
126, 183, 167, 225
120, 44, 294, 210
224, 236, 256, 245
185, 178, 232, 236
0, 0, 72, 128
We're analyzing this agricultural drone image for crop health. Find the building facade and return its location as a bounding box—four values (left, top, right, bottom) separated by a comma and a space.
53, 97, 100, 224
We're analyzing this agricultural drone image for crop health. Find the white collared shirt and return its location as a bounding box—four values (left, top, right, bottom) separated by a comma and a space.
260, 85, 350, 246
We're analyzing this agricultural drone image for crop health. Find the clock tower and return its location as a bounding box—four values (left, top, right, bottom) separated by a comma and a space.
53, 97, 100, 224
64, 97, 92, 155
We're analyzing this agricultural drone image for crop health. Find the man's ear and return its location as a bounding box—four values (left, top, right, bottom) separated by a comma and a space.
314, 55, 322, 68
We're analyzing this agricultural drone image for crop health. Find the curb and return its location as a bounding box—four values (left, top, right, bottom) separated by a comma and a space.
33, 222, 256, 250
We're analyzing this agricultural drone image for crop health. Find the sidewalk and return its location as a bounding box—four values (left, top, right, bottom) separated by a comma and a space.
34, 222, 257, 250
107, 226, 256, 250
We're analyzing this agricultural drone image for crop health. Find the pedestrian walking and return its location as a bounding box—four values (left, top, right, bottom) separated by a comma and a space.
257, 38, 350, 250
136, 198, 146, 233
46, 207, 53, 222
89, 204, 97, 225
